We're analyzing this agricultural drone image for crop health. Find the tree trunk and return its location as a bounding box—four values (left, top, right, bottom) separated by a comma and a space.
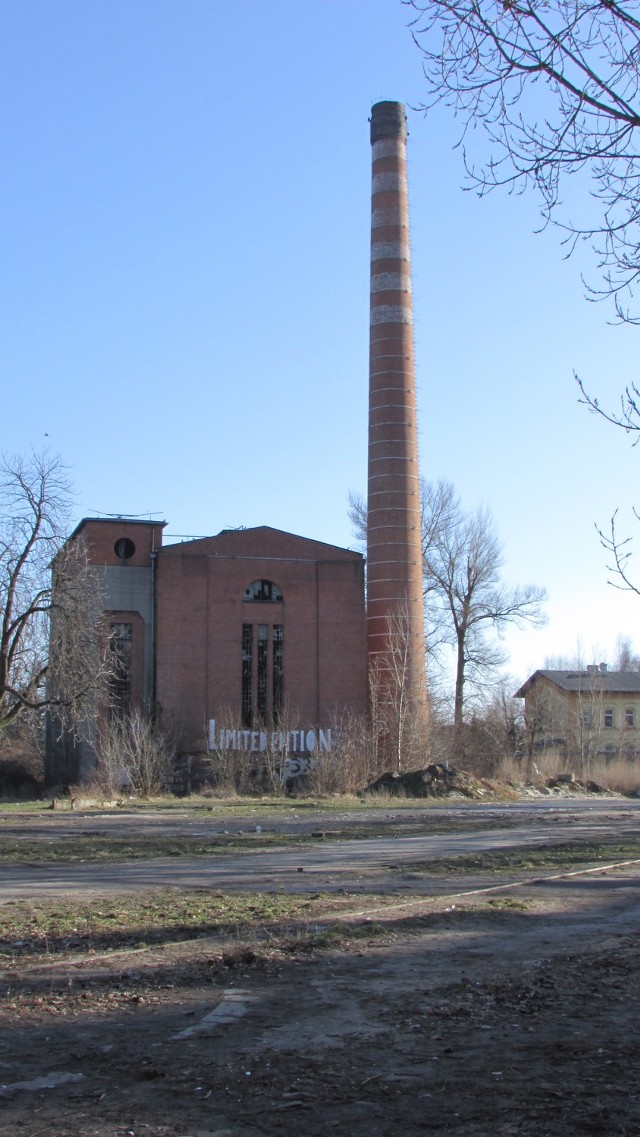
454, 629, 465, 739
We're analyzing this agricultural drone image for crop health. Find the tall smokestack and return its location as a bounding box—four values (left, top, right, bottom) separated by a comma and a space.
367, 100, 427, 729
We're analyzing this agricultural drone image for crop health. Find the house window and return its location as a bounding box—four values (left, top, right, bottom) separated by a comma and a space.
243, 580, 283, 603
109, 622, 132, 717
604, 708, 614, 728
626, 707, 635, 728
582, 710, 592, 728
241, 622, 285, 727
603, 744, 617, 761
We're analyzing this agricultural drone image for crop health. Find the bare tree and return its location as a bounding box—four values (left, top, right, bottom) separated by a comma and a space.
405, 0, 640, 585
349, 480, 546, 732
93, 709, 174, 799
423, 485, 546, 732
0, 452, 107, 734
406, 0, 640, 319
615, 635, 640, 669
368, 604, 429, 773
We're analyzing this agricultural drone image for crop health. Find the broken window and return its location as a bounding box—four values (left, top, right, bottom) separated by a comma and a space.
257, 624, 268, 720
243, 580, 283, 603
241, 624, 253, 729
109, 622, 132, 717
273, 624, 284, 723
241, 622, 284, 728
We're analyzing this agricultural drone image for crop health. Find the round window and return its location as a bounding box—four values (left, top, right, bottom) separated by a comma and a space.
114, 537, 136, 560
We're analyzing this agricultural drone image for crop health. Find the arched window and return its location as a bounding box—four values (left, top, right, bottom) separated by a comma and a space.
243, 579, 283, 602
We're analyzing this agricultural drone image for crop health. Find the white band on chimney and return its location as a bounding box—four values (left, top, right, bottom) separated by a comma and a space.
371, 240, 410, 262
371, 206, 406, 227
370, 305, 413, 325
370, 272, 411, 293
372, 139, 405, 160
372, 172, 408, 193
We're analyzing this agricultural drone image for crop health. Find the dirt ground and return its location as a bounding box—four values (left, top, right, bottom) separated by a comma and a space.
1, 802, 640, 1136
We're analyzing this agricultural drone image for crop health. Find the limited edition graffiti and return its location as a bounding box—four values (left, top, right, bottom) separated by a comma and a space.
207, 720, 335, 755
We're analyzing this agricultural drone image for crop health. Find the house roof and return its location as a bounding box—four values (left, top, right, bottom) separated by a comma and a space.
515, 669, 640, 698
160, 525, 363, 561
67, 517, 167, 542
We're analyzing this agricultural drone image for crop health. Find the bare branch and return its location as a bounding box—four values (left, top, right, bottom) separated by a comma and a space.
576, 372, 640, 437
406, 0, 640, 316
596, 509, 640, 592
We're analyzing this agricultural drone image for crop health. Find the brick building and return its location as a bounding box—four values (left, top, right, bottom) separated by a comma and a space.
45, 99, 429, 785
46, 517, 367, 783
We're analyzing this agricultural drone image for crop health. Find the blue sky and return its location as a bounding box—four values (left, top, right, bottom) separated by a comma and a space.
2, 0, 639, 687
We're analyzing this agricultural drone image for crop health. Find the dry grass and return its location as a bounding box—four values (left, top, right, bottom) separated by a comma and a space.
589, 756, 640, 794
493, 751, 567, 785
490, 750, 640, 795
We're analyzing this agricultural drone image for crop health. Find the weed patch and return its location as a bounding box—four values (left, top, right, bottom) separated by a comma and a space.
0, 888, 392, 963
485, 897, 530, 911
394, 838, 640, 876
0, 832, 303, 863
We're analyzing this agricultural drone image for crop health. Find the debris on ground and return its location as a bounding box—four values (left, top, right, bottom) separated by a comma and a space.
545, 774, 611, 794
365, 763, 497, 799
365, 763, 619, 799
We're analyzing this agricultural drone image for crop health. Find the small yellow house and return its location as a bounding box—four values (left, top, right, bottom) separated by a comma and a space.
515, 666, 640, 761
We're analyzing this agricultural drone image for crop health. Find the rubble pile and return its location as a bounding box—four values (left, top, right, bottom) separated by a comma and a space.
365, 765, 619, 799
365, 763, 496, 799
544, 774, 609, 794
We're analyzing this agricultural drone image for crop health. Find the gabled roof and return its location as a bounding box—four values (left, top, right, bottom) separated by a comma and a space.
160, 525, 363, 561
515, 669, 640, 698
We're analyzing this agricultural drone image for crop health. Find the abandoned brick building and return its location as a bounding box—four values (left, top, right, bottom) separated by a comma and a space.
46, 516, 367, 783
45, 100, 430, 785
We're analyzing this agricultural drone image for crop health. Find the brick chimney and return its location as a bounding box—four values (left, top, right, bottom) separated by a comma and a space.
367, 101, 428, 732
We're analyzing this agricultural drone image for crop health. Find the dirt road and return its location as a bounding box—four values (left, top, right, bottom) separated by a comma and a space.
1, 797, 640, 1136
1, 797, 639, 901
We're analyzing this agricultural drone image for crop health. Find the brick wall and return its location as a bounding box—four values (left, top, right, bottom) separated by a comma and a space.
73, 518, 165, 568
49, 521, 367, 771
155, 528, 367, 752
